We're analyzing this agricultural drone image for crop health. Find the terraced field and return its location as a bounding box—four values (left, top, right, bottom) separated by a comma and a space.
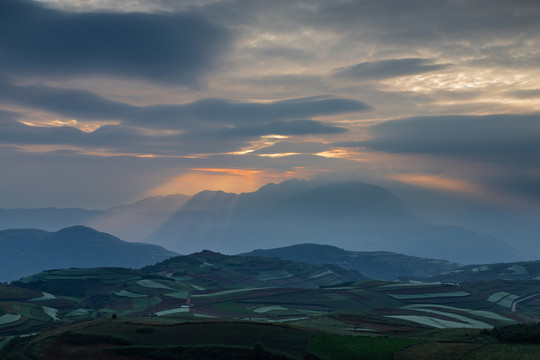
1, 252, 540, 359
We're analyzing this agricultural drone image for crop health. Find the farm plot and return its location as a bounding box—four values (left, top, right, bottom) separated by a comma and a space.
42, 306, 60, 321
0, 314, 21, 325
387, 291, 470, 300
114, 290, 147, 298
487, 292, 520, 308
403, 304, 514, 323
385, 315, 485, 329
396, 308, 493, 328
28, 292, 56, 301
136, 279, 175, 290
191, 288, 267, 298
155, 307, 190, 316
254, 305, 289, 313
257, 270, 293, 281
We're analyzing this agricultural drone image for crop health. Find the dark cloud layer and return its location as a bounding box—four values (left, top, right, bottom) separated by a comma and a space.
0, 80, 369, 130
0, 111, 349, 156
355, 115, 540, 166
0, 0, 231, 85
333, 58, 449, 80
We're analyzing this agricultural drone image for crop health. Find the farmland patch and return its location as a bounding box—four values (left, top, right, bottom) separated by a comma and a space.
0, 314, 21, 325
385, 315, 483, 329
257, 270, 293, 281
155, 307, 190, 316
28, 292, 56, 301
254, 305, 289, 313
400, 307, 492, 328
309, 270, 333, 279
387, 291, 470, 299
114, 290, 147, 298
42, 306, 60, 321
403, 304, 514, 322
136, 279, 174, 290
191, 288, 265, 298
163, 290, 189, 299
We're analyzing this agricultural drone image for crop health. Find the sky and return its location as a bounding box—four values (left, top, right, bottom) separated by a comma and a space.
1, 0, 539, 210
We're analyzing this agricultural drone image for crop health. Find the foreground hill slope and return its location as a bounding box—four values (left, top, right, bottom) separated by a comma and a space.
242, 243, 460, 280
0, 226, 178, 282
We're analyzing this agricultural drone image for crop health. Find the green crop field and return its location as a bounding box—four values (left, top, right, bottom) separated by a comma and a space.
309, 333, 420, 360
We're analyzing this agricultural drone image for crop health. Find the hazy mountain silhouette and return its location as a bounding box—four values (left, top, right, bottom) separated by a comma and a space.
148, 180, 521, 264
0, 194, 190, 243
0, 180, 525, 265
0, 225, 177, 282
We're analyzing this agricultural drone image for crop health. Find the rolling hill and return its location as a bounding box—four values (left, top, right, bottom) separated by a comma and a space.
430, 260, 540, 282
242, 243, 460, 280
0, 226, 177, 282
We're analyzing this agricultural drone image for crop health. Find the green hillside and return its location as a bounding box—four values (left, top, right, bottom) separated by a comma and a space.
243, 243, 459, 280
431, 261, 540, 282
141, 250, 367, 289
1, 251, 540, 359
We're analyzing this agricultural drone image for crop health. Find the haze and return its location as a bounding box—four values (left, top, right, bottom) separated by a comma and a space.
1, 0, 539, 260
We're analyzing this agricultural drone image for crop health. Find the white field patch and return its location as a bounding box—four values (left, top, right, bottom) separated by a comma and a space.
487, 292, 511, 303
193, 313, 218, 318
114, 290, 147, 298
387, 291, 470, 299
188, 283, 206, 291
191, 288, 265, 298
156, 307, 190, 316
401, 308, 492, 328
471, 266, 490, 272
309, 270, 334, 279
0, 314, 21, 325
403, 304, 514, 322
497, 294, 520, 308
136, 279, 175, 290
386, 315, 485, 329
379, 282, 445, 288
257, 270, 293, 281
29, 292, 56, 301
254, 305, 289, 313
268, 317, 308, 323
66, 309, 92, 316
506, 265, 528, 275
487, 292, 520, 307
163, 291, 189, 299
42, 306, 60, 321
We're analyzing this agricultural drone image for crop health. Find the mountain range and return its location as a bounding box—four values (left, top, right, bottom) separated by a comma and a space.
0, 179, 526, 265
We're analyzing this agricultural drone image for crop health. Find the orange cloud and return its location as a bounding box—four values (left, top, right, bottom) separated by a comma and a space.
388, 173, 481, 194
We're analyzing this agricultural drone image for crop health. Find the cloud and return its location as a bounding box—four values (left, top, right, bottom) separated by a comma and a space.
0, 112, 346, 156
0, 0, 232, 85
506, 89, 540, 99
333, 58, 449, 80
355, 114, 540, 166
252, 141, 331, 155
0, 79, 370, 130
218, 120, 348, 137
